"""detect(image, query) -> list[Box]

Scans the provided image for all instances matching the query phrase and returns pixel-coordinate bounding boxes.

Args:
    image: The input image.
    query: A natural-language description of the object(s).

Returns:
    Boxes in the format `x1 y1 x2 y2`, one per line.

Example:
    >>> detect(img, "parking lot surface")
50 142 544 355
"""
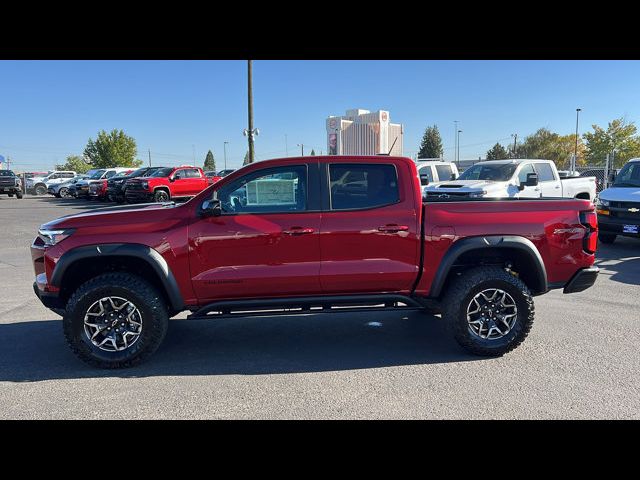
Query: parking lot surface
1 195 639 419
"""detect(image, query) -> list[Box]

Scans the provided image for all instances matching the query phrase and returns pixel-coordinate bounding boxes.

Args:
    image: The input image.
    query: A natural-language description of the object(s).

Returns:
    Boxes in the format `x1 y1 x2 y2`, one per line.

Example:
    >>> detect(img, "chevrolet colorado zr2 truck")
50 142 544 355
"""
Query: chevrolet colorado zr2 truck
31 156 599 368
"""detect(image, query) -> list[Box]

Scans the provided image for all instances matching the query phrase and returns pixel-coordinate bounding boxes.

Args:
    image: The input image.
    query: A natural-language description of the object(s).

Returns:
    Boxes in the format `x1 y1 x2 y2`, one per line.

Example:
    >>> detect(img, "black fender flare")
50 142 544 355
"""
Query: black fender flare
50 243 184 311
428 235 547 297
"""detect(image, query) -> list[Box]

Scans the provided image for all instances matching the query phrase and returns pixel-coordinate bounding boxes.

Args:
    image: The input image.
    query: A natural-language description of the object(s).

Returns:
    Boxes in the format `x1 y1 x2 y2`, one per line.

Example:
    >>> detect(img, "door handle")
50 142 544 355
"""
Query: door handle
554 185 560 189
378 224 409 233
283 227 315 235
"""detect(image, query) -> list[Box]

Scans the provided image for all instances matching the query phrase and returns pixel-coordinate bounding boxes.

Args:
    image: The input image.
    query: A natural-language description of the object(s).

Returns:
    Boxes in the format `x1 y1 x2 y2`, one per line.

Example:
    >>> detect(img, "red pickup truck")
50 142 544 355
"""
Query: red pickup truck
31 156 599 368
125 165 211 203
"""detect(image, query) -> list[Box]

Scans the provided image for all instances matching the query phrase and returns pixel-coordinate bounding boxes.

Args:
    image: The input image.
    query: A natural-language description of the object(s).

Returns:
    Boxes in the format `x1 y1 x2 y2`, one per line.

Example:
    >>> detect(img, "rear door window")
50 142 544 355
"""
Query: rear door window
329 163 399 210
435 164 453 182
518 164 536 183
534 163 556 182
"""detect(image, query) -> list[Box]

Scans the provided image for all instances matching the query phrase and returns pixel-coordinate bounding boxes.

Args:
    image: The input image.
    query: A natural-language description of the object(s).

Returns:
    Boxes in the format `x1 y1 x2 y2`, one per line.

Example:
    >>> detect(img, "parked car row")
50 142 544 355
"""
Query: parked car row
39 166 234 204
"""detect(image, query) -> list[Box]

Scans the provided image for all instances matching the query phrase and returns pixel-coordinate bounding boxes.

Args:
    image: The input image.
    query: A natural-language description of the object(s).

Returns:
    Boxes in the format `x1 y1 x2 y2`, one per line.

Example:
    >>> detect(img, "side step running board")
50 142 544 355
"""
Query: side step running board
187 294 427 320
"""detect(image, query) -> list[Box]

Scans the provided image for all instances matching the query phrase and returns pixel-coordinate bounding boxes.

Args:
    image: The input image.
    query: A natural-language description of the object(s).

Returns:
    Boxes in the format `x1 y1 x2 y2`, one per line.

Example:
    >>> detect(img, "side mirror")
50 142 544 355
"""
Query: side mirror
419 174 429 186
519 172 539 190
450 173 457 180
201 198 222 217
608 171 617 183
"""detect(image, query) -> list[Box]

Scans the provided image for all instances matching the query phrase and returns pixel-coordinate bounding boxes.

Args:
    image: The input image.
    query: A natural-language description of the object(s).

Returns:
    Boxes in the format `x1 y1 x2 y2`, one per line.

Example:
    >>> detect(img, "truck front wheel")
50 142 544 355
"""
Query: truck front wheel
442 266 534 357
63 273 169 368
154 189 170 202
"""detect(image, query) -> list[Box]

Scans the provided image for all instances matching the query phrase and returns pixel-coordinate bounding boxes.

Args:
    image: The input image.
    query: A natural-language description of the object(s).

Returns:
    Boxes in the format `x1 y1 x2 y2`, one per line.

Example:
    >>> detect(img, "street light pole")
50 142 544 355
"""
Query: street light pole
511 133 518 158
297 144 304 156
457 130 462 168
574 108 582 171
247 60 255 163
454 120 458 164
223 141 229 170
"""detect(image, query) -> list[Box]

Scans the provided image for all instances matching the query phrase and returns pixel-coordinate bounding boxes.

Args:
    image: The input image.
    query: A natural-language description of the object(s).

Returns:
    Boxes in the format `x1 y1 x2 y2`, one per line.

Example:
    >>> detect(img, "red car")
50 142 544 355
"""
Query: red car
32 155 598 368
125 165 211 203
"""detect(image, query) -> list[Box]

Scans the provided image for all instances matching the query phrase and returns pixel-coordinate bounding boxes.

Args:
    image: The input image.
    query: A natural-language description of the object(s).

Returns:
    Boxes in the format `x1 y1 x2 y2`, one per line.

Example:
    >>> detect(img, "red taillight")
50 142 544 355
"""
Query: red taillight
580 210 598 254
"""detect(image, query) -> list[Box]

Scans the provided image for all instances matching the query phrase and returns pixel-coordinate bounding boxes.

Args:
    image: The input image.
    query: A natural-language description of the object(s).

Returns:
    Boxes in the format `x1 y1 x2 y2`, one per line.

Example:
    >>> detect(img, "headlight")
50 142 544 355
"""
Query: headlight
37 228 75 247
141 181 149 189
597 198 609 207
468 191 487 198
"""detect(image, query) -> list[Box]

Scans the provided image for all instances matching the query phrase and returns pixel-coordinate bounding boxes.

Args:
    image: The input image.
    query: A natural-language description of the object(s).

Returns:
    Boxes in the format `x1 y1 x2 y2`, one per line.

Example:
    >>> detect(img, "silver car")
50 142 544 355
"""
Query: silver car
48 175 89 198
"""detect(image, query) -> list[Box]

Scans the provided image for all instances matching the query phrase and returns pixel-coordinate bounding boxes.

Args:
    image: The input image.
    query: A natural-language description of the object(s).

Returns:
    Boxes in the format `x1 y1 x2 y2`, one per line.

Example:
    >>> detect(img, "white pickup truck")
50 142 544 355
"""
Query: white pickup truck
424 159 597 200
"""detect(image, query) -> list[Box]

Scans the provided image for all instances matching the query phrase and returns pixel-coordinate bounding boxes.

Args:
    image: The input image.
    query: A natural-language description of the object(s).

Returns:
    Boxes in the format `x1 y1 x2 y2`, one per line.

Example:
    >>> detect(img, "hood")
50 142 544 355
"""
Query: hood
600 186 640 203
425 180 511 194
42 202 182 230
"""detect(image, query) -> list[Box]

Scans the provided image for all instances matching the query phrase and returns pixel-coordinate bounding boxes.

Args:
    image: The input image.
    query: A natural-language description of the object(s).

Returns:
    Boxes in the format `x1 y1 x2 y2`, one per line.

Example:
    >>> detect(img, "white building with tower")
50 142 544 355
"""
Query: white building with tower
326 109 403 156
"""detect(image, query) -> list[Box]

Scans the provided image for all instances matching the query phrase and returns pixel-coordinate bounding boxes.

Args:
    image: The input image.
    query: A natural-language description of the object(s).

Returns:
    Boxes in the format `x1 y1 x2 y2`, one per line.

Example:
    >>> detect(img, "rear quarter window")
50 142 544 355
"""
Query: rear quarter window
435 164 453 181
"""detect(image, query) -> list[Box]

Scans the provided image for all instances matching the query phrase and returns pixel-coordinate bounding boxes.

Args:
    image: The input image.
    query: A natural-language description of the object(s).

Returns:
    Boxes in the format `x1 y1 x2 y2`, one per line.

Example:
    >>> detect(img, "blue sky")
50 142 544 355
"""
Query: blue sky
1 60 639 171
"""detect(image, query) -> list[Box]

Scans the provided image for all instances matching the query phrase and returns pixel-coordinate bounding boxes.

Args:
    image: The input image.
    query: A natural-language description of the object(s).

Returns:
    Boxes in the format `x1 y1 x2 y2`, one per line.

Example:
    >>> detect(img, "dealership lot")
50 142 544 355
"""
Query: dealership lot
0 195 639 419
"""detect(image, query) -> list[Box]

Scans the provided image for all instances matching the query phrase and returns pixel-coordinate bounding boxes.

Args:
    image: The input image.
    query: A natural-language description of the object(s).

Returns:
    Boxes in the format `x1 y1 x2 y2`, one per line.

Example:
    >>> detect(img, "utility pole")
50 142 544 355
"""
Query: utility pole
297 144 304 156
457 130 462 169
574 108 582 171
247 60 255 163
511 133 518 158
223 142 229 170
453 120 458 164
148 149 151 167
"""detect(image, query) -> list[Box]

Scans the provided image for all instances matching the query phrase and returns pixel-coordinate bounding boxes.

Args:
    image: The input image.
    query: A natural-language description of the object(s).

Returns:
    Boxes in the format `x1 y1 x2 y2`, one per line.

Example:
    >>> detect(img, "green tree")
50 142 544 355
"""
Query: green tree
486 143 508 160
583 117 640 167
417 125 444 159
203 150 216 171
310 149 316 156
511 128 586 167
243 151 250 166
60 155 91 174
83 129 141 169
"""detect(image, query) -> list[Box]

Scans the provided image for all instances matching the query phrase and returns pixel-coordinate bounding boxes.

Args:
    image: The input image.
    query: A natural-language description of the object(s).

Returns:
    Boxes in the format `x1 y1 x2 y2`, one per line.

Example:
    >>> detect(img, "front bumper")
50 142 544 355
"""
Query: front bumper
33 276 65 309
0 187 21 193
125 190 153 203
76 186 90 197
563 267 599 293
597 214 640 237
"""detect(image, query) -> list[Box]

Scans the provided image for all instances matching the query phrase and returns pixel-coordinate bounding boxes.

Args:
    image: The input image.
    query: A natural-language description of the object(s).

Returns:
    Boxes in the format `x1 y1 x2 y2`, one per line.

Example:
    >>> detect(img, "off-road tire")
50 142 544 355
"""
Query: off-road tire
16 191 22 199
34 184 47 196
598 233 616 244
442 266 534 357
63 273 169 368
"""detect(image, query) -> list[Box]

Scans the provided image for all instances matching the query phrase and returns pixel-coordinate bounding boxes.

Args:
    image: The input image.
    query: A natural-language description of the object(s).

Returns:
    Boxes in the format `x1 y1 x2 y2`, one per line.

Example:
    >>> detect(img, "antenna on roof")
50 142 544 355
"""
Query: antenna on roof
388 137 398 155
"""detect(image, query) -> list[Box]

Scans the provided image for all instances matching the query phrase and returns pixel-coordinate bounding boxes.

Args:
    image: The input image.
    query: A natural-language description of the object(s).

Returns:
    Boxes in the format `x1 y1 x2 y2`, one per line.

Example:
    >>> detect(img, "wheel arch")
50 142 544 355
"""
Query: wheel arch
428 236 548 298
51 243 184 313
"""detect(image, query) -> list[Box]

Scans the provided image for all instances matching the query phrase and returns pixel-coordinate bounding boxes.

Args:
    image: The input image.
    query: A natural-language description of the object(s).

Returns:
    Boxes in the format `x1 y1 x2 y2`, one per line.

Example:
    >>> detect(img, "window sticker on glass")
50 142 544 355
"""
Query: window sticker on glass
246 178 298 205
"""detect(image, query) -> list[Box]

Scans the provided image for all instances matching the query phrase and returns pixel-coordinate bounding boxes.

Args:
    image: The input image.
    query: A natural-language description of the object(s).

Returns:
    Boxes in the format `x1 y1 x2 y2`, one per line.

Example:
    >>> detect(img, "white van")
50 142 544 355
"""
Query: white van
596 158 640 243
416 161 459 193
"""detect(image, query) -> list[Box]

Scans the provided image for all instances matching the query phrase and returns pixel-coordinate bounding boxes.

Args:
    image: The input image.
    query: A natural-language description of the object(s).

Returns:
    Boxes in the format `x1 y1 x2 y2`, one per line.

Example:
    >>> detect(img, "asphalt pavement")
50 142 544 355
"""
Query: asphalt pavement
1 195 638 419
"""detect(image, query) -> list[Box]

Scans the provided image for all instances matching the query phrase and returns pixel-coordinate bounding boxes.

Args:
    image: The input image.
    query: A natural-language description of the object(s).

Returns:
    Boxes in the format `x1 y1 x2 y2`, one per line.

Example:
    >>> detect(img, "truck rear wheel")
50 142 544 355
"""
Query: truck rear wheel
598 233 616 244
63 273 169 368
442 266 534 357
16 191 22 199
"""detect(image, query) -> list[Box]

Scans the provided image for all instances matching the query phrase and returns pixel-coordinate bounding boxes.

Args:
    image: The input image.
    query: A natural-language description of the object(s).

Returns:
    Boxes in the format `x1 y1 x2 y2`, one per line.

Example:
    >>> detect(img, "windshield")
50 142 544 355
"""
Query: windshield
150 167 174 177
89 170 106 179
0 170 15 176
458 163 518 182
613 162 640 187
